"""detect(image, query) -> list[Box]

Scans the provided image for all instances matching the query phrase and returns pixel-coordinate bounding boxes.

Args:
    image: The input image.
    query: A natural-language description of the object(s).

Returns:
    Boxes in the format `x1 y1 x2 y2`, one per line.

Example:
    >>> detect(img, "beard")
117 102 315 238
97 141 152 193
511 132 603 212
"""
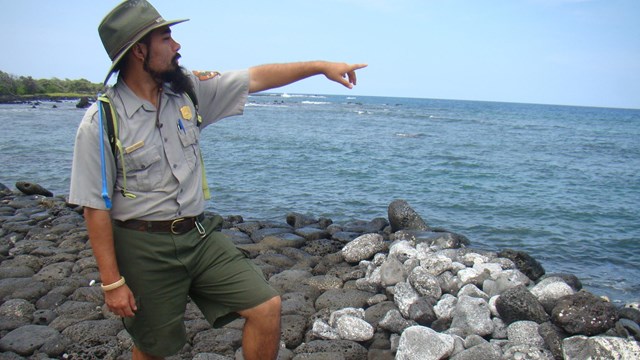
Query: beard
143 53 193 94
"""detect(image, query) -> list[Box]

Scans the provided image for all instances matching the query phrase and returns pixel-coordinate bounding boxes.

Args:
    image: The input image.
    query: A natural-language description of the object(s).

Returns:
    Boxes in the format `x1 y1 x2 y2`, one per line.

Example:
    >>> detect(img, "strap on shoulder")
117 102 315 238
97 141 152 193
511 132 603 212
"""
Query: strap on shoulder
185 86 199 110
184 87 203 127
97 95 117 158
183 87 209 199
96 95 136 200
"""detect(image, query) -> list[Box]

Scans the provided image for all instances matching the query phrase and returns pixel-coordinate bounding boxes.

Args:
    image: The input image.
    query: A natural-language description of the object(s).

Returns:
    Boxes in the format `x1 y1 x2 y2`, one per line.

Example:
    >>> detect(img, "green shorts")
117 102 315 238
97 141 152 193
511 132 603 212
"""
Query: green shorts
112 215 279 357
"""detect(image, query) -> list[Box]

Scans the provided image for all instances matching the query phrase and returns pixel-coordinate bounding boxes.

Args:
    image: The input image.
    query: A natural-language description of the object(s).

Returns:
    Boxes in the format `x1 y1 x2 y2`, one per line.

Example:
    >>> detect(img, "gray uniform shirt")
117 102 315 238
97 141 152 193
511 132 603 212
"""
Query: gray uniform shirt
69 70 249 221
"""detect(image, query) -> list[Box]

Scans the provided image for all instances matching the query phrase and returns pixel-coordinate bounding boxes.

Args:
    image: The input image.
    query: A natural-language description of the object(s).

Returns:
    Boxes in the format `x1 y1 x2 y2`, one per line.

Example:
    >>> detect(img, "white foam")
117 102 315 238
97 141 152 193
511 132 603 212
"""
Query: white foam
301 101 330 105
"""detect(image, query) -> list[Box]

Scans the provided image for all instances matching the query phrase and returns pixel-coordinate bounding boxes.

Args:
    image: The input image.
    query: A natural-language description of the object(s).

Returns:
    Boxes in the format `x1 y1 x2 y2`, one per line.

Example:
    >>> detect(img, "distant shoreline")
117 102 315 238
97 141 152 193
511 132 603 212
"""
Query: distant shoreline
0 94 93 105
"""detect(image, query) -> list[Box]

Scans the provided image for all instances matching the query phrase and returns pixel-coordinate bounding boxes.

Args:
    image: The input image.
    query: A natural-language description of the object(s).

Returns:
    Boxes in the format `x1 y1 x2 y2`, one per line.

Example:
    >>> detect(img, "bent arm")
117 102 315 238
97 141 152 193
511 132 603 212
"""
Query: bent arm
249 61 367 94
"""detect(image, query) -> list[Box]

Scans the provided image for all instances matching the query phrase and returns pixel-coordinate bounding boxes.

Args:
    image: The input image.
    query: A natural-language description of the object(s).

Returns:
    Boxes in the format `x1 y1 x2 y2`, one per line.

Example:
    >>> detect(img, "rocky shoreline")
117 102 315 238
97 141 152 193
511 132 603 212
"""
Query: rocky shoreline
0 95 90 105
0 182 638 359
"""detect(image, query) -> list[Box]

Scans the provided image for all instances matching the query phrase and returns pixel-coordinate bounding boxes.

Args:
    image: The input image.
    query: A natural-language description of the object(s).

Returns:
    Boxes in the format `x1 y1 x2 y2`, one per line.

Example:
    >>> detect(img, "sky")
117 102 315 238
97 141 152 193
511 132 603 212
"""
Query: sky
1 0 639 109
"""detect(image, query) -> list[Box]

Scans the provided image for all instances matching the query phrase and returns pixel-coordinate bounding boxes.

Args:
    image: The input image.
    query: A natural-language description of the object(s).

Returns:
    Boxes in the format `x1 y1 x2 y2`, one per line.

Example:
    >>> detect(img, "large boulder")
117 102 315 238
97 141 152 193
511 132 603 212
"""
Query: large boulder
396 325 455 360
15 181 53 197
562 335 640 360
341 233 387 263
286 212 319 228
75 97 90 108
551 290 619 335
530 276 575 313
450 296 494 337
387 199 430 232
0 325 63 356
294 339 368 360
497 249 545 281
315 289 374 311
538 321 568 360
495 285 549 324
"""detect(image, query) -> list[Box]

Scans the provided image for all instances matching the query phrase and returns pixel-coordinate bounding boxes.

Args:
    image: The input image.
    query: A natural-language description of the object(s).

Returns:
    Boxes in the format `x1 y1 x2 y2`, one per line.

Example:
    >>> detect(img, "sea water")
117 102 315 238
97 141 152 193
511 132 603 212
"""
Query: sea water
0 94 638 303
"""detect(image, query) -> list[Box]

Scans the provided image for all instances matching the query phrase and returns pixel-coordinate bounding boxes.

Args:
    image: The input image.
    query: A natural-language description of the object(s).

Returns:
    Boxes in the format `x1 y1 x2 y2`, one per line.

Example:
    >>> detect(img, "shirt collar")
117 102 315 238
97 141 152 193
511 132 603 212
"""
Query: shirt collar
163 86 181 99
112 79 181 119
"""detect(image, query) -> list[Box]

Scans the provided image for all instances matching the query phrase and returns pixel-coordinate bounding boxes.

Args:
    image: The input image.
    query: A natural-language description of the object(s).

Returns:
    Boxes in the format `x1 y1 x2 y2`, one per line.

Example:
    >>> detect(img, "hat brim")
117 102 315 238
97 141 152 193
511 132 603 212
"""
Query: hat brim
103 18 189 85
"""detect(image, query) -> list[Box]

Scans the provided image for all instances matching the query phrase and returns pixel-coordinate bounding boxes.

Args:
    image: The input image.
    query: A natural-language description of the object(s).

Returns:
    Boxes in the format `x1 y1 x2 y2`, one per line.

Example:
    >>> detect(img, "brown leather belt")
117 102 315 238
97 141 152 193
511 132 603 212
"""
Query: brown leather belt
115 213 205 235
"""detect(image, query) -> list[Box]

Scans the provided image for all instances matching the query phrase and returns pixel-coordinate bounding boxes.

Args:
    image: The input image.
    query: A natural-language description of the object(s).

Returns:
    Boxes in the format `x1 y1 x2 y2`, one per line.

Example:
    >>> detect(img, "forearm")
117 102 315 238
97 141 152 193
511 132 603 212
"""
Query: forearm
249 61 366 93
249 61 327 94
84 207 121 285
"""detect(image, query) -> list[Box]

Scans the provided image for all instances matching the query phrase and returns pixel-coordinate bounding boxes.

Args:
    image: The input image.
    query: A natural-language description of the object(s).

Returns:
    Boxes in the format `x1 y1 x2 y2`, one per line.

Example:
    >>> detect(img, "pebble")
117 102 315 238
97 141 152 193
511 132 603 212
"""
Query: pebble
0 183 638 359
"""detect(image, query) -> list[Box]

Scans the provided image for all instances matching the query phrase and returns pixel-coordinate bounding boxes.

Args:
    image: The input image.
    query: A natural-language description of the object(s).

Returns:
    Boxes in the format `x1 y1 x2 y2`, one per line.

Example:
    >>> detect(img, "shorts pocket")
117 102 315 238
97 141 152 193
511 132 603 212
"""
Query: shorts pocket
123 312 187 357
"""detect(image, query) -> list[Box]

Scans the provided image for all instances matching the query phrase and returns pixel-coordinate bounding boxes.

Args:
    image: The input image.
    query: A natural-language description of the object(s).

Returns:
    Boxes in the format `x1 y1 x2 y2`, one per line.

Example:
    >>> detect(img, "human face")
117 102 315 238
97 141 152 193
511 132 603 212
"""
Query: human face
142 26 182 74
140 27 192 93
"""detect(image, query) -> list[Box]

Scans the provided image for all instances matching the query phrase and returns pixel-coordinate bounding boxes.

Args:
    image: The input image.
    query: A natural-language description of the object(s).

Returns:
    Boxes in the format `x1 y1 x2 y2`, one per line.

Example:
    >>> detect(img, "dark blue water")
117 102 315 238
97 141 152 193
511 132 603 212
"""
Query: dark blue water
1 95 638 304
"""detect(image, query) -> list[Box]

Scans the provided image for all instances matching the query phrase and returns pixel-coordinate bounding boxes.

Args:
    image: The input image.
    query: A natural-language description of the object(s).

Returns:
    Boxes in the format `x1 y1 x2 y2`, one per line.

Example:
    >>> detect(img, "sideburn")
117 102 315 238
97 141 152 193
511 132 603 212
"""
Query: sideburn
142 46 193 95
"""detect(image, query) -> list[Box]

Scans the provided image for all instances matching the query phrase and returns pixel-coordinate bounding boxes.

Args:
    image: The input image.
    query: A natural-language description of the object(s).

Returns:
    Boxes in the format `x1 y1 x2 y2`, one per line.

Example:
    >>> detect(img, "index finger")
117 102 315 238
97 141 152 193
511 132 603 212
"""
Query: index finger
351 63 368 71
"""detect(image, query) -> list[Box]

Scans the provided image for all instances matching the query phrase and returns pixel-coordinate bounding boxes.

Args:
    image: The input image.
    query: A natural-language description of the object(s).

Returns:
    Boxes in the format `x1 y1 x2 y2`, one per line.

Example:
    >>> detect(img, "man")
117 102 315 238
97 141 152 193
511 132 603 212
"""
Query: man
69 1 366 359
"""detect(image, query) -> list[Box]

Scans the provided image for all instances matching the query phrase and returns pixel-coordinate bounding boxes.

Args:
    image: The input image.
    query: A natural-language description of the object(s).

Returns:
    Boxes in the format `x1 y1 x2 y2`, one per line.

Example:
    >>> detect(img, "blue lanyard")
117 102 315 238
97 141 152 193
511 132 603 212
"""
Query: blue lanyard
97 93 112 209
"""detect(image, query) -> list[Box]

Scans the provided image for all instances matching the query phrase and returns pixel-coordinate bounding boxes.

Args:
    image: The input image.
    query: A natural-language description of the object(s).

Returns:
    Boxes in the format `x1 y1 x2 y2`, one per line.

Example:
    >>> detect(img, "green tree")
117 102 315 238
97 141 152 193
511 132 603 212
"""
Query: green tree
16 76 41 95
0 71 17 95
38 78 65 94
69 78 99 93
1 71 102 96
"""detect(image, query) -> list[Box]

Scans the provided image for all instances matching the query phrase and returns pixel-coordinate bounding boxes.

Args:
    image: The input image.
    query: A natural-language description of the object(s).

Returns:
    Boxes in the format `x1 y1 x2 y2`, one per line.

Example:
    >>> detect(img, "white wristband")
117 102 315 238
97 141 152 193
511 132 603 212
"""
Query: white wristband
101 276 126 291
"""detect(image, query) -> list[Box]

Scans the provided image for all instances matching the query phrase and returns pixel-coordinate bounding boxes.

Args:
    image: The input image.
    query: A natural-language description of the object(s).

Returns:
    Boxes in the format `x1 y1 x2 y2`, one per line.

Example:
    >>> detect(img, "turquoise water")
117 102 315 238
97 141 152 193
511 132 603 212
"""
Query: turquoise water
1 95 639 303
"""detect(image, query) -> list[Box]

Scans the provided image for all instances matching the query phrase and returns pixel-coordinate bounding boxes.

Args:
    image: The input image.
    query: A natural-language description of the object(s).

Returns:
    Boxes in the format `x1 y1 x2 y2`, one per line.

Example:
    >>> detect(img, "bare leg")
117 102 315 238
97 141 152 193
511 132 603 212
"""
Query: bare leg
132 346 164 360
237 295 282 360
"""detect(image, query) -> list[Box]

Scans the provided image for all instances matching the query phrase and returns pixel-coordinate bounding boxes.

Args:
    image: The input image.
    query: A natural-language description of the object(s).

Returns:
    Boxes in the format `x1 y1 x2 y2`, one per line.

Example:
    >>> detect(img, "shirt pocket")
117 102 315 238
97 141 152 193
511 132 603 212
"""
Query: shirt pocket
120 144 163 192
177 125 199 171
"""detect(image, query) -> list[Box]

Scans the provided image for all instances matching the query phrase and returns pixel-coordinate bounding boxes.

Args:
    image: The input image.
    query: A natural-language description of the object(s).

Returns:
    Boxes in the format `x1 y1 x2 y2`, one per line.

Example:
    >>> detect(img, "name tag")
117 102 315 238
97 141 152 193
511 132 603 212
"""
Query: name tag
125 140 145 154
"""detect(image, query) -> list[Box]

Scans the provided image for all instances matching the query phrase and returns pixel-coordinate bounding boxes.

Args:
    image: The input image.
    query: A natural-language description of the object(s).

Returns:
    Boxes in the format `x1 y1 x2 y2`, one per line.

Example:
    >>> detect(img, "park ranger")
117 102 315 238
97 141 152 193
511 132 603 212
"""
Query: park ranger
69 1 366 359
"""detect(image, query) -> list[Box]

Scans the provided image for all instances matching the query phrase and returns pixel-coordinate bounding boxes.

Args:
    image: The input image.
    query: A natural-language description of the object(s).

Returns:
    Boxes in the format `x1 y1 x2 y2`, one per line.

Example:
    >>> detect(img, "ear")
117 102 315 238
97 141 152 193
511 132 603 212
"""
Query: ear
132 43 147 61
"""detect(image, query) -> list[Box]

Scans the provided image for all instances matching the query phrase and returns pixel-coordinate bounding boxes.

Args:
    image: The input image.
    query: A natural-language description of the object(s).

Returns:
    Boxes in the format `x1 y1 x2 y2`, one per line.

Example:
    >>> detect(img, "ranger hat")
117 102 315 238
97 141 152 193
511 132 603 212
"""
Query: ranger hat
98 0 188 84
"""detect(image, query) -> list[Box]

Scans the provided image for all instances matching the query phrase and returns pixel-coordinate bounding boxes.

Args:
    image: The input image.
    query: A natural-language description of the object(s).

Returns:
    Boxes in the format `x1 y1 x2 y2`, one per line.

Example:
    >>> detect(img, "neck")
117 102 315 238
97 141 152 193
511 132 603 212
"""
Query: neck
121 65 162 107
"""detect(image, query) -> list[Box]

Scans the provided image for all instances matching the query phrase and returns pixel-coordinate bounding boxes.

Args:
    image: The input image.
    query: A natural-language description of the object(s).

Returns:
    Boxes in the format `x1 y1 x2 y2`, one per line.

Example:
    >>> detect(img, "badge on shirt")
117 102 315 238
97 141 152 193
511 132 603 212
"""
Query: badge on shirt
192 70 220 81
180 106 192 120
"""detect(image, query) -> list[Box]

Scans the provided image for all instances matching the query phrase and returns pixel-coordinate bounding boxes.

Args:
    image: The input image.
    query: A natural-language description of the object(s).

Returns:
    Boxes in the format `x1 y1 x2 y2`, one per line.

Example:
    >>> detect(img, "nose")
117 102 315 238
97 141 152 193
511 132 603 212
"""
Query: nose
172 39 181 52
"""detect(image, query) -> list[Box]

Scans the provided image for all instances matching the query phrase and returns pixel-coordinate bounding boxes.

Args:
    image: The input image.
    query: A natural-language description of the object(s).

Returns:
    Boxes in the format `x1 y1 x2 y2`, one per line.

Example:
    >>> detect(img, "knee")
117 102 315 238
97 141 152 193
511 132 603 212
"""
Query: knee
241 295 281 320
262 295 281 317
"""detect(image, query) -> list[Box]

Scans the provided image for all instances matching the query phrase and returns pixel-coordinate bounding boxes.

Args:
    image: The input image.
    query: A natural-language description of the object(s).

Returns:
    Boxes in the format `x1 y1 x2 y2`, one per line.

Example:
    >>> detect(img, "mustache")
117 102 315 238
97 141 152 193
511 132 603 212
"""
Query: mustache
172 53 181 64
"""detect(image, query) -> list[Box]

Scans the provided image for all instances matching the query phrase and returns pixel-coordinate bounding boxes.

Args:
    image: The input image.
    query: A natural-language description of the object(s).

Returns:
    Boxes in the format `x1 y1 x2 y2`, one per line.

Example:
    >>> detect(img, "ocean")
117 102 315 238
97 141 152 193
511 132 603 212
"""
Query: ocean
0 94 638 304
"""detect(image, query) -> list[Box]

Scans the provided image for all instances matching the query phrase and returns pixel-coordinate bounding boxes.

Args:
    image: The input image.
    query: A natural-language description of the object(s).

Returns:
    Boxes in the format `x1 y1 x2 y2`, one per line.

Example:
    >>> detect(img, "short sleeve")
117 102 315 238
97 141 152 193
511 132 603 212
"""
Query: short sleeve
68 103 117 210
189 69 249 129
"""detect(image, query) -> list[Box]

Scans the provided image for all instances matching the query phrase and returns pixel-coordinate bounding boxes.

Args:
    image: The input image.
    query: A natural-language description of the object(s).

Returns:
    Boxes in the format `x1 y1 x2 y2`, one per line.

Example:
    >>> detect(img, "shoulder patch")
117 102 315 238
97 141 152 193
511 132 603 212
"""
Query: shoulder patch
192 70 221 81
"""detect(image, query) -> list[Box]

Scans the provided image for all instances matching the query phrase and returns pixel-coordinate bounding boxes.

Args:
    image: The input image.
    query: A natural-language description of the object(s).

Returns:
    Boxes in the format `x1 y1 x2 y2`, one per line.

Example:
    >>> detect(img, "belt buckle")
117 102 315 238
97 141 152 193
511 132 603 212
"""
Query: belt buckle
170 218 185 234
